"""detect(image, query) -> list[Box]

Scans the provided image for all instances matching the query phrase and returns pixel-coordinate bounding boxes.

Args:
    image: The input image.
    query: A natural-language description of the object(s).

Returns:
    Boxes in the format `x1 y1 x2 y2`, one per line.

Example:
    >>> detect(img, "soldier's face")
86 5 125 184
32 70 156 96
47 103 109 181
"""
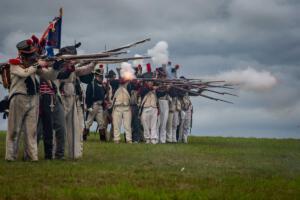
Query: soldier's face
95 75 103 82
22 52 38 64
146 81 153 87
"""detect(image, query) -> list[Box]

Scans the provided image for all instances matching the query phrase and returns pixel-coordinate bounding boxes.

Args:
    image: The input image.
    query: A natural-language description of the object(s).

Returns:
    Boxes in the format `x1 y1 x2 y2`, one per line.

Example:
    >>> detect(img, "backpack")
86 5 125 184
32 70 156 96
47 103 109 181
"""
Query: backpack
0 63 11 89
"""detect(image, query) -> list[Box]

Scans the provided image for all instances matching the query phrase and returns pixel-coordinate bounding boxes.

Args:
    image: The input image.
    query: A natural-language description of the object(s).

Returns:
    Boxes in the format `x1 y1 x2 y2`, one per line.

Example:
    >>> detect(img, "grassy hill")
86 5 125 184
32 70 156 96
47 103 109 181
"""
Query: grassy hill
0 132 299 200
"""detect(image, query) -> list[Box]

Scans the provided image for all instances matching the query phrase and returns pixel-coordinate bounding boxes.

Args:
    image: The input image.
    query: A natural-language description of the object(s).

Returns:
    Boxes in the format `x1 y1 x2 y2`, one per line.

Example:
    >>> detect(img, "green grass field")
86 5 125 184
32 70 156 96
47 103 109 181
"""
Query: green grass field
0 132 299 200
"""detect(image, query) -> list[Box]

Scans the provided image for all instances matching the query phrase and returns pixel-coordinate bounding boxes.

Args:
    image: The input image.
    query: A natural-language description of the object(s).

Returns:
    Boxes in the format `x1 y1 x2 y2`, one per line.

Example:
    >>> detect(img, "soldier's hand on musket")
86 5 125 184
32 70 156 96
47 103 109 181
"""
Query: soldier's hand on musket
37 59 48 68
52 59 65 70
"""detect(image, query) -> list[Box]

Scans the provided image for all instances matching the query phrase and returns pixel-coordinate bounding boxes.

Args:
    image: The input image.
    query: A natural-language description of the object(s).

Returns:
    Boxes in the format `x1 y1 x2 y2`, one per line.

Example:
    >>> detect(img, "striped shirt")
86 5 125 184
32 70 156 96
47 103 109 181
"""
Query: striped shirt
40 81 55 95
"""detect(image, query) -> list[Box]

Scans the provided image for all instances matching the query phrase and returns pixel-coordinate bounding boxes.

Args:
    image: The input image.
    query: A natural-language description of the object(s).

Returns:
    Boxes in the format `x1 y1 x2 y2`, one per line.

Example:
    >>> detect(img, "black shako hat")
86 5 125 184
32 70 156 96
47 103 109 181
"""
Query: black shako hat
57 42 81 56
16 40 37 55
106 70 116 78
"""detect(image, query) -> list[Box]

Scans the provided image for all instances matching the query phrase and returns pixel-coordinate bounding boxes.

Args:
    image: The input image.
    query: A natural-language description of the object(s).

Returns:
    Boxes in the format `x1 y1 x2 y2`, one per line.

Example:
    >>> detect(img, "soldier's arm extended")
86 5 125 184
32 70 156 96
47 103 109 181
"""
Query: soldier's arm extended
37 59 65 80
75 62 96 76
37 66 59 80
10 64 37 78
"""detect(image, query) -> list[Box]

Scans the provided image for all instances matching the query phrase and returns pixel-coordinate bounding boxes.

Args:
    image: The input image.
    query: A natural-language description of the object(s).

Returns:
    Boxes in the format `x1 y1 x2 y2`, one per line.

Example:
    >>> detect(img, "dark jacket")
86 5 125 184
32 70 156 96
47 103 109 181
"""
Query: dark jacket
85 79 106 108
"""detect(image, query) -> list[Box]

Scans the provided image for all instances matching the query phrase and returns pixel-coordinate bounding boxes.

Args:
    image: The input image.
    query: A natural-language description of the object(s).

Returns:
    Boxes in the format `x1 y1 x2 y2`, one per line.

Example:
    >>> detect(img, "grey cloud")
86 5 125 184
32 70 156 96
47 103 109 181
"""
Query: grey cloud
0 0 299 138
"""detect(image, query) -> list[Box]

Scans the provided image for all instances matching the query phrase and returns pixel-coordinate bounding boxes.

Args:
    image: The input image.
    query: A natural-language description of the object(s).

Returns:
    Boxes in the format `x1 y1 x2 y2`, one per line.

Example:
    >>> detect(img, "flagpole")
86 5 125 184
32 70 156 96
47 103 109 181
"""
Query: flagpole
105 44 109 75
39 7 63 44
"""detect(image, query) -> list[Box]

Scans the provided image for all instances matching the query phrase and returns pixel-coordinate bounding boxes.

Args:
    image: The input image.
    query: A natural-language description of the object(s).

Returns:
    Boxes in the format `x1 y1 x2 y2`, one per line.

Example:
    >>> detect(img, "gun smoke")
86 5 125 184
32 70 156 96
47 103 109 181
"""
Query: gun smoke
133 54 145 67
147 41 169 66
211 67 278 92
120 62 135 80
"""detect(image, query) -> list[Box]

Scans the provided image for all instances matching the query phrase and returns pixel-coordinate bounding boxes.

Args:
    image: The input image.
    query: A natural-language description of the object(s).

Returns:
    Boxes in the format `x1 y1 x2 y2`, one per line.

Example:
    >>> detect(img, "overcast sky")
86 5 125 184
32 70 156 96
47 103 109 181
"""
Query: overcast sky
0 0 299 138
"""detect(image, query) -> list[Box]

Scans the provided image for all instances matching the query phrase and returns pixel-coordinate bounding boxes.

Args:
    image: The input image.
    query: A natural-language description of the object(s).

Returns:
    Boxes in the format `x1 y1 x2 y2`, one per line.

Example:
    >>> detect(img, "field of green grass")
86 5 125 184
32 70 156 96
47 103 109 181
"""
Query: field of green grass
0 132 299 200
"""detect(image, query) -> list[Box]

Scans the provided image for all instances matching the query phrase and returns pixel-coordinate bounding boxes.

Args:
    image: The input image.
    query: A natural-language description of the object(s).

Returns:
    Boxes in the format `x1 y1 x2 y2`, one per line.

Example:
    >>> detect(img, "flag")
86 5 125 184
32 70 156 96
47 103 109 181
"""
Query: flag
47 16 62 49
39 8 63 50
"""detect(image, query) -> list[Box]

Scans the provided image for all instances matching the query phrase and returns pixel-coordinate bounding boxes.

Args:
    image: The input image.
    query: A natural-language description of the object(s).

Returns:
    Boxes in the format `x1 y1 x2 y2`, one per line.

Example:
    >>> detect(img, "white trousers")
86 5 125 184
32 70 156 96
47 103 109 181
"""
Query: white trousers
141 107 158 144
85 102 105 129
158 100 169 143
167 111 179 142
112 106 132 142
6 95 39 161
179 110 191 143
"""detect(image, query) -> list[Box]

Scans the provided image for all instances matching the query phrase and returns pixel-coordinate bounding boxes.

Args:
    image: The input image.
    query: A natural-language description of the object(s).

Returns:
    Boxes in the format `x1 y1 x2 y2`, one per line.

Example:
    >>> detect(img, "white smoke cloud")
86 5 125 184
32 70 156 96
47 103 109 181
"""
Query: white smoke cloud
132 54 144 67
211 67 278 92
120 62 135 80
147 41 169 66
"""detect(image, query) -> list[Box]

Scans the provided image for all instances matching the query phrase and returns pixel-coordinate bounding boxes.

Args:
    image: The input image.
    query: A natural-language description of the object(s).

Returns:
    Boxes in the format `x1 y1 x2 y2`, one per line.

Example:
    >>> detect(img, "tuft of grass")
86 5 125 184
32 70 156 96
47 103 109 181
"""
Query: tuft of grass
0 132 299 199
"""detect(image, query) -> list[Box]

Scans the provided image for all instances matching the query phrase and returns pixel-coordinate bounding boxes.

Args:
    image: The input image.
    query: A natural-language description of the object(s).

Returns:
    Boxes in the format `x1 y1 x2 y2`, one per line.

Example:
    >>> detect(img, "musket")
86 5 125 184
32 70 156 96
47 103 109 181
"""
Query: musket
169 83 238 96
40 51 128 63
57 51 128 60
0 62 9 73
198 93 234 104
170 85 234 104
136 78 233 90
202 88 238 97
205 84 235 90
104 38 151 53
80 56 151 64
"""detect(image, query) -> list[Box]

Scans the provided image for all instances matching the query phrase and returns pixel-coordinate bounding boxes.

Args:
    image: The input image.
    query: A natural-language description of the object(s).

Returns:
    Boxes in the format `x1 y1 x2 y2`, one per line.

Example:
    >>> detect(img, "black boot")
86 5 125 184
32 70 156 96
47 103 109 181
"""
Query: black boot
83 128 89 141
99 129 106 141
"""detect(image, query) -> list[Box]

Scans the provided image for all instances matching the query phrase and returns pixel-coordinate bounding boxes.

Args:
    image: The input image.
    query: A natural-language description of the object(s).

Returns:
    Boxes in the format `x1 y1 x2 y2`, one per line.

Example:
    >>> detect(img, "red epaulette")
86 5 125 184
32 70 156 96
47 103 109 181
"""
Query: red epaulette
9 58 22 65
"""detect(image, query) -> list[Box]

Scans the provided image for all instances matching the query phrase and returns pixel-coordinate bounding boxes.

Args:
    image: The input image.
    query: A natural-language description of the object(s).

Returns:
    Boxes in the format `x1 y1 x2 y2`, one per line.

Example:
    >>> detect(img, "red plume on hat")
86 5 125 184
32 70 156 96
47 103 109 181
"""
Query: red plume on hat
26 39 33 46
175 64 180 70
137 64 142 69
99 64 104 68
146 63 151 73
31 35 39 45
31 35 38 44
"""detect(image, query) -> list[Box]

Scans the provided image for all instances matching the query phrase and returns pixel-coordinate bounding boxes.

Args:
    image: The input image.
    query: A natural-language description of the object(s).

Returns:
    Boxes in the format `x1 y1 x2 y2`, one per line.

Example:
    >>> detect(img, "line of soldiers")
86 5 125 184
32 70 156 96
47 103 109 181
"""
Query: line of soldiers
3 39 193 162
83 61 194 145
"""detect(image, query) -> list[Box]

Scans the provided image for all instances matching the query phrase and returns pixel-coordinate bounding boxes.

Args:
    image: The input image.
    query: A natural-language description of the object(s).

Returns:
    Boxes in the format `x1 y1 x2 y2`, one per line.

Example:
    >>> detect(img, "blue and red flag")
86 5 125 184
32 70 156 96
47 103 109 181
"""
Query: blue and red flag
47 16 62 49
38 8 63 57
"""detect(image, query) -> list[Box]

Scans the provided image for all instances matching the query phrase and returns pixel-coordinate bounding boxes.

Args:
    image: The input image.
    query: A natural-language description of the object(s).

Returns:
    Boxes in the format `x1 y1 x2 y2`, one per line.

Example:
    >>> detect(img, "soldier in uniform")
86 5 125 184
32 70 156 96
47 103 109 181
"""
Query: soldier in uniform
111 77 133 144
178 93 193 143
58 44 96 159
39 77 66 160
5 39 61 161
155 67 169 143
139 71 158 144
166 64 180 143
103 69 117 141
166 87 181 143
178 77 193 143
83 67 107 141
131 65 143 143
